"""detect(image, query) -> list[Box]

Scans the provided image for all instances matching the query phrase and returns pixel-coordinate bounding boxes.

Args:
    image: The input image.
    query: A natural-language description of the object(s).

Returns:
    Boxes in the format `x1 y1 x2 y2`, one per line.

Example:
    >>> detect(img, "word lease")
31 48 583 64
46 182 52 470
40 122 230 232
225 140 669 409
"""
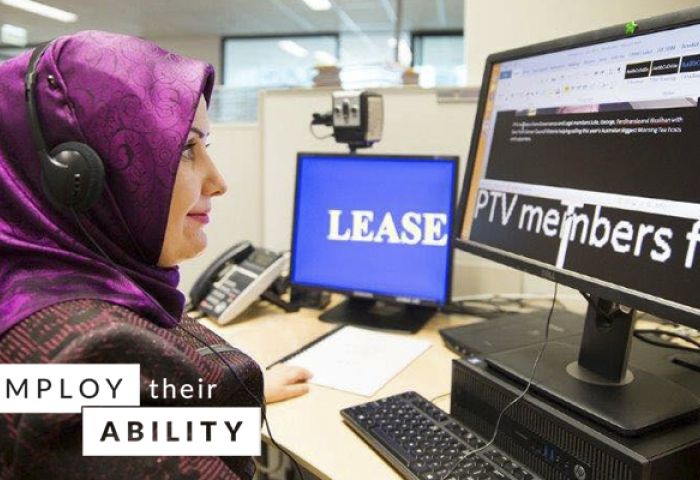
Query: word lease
327 209 448 246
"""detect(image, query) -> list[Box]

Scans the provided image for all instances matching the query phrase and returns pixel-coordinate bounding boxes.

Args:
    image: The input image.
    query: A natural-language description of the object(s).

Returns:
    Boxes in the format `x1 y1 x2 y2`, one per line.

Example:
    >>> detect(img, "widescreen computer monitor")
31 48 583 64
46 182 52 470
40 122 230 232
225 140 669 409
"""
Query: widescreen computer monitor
291 153 457 333
456 9 700 435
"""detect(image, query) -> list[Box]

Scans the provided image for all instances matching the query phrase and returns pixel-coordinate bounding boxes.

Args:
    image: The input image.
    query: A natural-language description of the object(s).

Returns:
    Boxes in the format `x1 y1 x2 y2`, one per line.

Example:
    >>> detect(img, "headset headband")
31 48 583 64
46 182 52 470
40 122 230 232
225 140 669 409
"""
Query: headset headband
24 42 52 160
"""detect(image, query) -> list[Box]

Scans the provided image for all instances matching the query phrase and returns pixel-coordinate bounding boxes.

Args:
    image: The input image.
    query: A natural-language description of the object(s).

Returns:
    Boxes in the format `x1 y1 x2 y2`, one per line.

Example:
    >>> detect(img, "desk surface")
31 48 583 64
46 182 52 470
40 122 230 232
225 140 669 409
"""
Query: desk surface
200 300 483 480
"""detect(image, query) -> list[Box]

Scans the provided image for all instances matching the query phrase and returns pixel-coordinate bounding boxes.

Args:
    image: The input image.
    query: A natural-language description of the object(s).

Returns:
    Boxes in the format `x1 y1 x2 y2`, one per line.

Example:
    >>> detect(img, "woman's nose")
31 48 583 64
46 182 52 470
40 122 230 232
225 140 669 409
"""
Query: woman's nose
203 153 227 197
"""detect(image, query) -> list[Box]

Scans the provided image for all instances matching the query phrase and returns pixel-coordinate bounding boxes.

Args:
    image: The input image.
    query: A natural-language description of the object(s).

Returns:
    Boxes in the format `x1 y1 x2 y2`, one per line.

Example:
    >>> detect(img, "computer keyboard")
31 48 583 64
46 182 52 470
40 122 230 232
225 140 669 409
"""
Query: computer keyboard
341 391 539 480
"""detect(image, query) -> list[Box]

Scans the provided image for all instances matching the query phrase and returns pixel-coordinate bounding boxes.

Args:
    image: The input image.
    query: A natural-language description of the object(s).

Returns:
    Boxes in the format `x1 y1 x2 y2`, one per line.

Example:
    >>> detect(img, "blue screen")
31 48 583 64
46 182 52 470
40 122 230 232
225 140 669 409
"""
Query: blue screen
291 154 455 305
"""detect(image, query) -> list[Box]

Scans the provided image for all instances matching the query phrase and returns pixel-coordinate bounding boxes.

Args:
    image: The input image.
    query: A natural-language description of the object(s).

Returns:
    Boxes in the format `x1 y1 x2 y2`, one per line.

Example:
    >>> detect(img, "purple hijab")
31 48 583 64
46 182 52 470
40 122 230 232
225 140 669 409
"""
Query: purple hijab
0 31 215 336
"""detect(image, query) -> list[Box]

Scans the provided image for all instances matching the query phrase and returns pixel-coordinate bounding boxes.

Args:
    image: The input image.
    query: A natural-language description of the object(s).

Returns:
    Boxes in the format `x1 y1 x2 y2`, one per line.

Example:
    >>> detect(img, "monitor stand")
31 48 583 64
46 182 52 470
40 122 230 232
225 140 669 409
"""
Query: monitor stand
318 297 436 333
486 296 700 436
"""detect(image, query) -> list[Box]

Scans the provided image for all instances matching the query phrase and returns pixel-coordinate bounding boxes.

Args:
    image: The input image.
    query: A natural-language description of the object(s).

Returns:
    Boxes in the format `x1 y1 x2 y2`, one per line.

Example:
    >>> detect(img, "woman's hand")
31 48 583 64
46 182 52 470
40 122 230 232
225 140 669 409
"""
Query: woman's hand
264 365 313 404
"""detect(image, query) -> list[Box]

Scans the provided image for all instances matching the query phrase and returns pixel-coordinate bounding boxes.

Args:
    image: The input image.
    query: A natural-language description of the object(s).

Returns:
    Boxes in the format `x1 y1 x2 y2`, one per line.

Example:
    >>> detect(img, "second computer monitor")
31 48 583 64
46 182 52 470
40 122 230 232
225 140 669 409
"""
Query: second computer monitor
291 153 457 332
454 10 700 435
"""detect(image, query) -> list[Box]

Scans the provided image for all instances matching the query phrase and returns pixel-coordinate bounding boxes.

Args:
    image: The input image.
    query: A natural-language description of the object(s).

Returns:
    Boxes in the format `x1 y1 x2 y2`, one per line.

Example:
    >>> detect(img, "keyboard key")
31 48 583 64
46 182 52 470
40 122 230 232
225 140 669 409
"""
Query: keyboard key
370 427 414 465
411 461 429 473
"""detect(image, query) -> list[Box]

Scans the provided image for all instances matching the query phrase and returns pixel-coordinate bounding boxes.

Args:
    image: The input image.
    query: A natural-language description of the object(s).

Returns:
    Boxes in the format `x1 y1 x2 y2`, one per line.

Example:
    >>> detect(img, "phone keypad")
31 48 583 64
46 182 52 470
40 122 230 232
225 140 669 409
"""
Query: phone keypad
199 269 255 318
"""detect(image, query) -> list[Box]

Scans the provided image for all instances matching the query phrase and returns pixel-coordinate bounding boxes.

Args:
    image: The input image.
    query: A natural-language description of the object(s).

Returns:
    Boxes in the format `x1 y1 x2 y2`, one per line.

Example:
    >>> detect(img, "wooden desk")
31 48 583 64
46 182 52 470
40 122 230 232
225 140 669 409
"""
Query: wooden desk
199 302 483 480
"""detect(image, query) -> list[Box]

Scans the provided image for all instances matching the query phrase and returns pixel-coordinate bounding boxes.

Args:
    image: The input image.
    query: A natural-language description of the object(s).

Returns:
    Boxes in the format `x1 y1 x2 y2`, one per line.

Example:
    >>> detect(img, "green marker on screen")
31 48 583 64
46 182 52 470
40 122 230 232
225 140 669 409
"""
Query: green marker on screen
625 20 638 35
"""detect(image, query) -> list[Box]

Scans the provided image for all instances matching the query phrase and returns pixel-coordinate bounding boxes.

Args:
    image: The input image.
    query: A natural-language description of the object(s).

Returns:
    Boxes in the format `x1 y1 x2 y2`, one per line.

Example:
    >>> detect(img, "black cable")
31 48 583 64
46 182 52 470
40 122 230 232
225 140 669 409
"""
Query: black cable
634 329 700 353
440 283 559 480
177 324 306 480
309 121 334 140
176 324 264 406
430 392 450 403
578 292 700 353
72 209 116 263
554 298 568 312
72 209 306 480
578 290 617 321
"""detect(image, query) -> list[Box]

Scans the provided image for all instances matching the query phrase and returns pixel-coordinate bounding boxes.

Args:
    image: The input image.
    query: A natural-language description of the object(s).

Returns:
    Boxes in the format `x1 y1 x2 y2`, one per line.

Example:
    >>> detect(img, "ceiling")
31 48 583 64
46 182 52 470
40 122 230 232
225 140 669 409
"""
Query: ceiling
0 0 464 44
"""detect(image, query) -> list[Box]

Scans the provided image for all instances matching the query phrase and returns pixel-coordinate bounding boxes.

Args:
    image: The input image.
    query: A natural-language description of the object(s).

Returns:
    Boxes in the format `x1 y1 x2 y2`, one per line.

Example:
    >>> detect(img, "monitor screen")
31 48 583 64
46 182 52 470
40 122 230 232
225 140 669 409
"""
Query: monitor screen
457 21 700 321
292 153 456 306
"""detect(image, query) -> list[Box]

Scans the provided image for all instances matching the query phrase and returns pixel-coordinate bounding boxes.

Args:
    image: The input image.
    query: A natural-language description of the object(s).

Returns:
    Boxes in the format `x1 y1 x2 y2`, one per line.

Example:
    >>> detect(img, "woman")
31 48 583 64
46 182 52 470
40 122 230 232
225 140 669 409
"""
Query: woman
0 31 310 479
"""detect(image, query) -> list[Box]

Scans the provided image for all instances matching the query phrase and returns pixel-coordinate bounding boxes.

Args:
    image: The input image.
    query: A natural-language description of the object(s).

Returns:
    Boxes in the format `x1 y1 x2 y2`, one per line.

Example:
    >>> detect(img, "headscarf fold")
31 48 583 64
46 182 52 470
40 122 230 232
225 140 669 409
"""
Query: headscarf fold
0 31 215 335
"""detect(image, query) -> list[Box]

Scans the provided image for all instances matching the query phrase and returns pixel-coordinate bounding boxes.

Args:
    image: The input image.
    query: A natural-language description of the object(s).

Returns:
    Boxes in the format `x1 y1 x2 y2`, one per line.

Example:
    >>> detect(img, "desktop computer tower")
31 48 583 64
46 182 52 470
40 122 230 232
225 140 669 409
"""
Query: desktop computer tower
451 355 700 480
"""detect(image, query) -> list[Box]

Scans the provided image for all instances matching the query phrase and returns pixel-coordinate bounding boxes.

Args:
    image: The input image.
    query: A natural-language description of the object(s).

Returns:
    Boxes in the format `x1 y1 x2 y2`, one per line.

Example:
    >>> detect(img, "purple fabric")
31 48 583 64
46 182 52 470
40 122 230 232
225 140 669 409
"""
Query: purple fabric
0 31 215 336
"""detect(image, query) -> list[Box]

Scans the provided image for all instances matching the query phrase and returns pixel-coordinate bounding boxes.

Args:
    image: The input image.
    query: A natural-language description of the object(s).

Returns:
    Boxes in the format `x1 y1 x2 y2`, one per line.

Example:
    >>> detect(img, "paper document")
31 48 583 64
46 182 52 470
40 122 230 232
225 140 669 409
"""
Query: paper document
285 326 431 396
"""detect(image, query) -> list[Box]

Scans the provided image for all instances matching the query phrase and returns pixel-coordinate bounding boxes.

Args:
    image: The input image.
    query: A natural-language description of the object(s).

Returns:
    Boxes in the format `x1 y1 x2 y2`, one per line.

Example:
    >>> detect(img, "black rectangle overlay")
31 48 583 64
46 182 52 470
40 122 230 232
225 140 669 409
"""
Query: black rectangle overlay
651 57 680 76
680 54 700 73
485 104 700 204
625 61 651 79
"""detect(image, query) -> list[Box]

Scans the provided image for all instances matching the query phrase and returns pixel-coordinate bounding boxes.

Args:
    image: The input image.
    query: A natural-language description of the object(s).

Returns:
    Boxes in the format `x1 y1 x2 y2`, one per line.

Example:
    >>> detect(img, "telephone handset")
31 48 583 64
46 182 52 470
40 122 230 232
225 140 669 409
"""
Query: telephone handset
189 241 290 324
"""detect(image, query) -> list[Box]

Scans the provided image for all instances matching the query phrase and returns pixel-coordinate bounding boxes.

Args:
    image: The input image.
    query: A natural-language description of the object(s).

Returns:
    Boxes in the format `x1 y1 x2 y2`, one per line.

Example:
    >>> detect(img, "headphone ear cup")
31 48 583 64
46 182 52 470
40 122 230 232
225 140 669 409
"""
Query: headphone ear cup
44 141 105 211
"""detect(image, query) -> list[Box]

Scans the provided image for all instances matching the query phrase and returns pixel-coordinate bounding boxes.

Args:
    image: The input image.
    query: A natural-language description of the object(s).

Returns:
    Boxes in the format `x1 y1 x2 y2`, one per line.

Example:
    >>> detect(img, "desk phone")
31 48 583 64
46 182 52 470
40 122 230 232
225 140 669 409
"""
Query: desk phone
189 241 289 324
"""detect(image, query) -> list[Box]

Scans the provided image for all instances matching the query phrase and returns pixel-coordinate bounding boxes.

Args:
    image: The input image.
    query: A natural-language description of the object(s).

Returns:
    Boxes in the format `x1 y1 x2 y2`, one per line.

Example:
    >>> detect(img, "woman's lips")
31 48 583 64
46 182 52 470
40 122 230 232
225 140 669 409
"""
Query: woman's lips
187 212 210 224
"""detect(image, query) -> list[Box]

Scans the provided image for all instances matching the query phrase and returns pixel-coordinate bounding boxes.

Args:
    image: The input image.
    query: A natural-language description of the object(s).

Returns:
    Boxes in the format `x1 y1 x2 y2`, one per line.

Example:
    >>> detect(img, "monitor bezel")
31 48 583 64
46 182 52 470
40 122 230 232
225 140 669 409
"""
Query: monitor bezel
291 152 459 308
454 7 700 330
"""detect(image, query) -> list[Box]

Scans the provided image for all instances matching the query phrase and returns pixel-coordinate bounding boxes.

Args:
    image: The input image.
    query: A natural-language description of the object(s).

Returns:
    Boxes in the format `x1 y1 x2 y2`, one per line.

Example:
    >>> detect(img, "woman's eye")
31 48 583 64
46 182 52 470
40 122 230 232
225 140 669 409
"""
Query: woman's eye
182 143 196 160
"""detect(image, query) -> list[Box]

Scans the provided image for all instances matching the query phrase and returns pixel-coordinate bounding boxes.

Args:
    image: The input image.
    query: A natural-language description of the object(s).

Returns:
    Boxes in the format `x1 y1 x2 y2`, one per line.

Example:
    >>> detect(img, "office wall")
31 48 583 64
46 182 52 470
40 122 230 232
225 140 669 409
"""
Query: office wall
464 0 700 85
258 87 528 297
147 36 222 84
178 123 261 294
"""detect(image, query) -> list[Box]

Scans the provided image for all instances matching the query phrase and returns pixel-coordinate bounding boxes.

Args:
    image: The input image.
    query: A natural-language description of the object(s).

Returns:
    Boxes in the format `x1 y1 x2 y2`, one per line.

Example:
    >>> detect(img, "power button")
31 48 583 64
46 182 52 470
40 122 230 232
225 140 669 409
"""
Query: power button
574 464 586 480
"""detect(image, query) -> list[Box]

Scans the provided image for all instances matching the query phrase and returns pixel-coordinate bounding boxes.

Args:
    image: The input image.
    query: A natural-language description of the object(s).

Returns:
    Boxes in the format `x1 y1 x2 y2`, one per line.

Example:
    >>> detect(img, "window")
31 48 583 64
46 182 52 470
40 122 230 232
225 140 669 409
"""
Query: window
222 34 339 88
218 34 339 121
412 32 465 87
338 32 411 89
217 31 464 121
0 46 28 64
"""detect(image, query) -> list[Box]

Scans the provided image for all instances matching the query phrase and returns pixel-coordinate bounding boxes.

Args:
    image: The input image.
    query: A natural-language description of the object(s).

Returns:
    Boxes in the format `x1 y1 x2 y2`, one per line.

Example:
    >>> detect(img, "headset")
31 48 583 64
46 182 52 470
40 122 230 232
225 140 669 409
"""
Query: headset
24 42 306 479
24 41 105 211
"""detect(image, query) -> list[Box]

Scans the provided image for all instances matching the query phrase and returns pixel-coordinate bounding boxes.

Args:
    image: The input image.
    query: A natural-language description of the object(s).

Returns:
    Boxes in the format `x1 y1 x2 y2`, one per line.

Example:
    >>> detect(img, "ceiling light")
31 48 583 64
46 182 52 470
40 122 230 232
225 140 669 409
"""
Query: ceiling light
1 0 77 23
302 0 331 11
278 40 309 58
1 24 27 47
314 50 337 65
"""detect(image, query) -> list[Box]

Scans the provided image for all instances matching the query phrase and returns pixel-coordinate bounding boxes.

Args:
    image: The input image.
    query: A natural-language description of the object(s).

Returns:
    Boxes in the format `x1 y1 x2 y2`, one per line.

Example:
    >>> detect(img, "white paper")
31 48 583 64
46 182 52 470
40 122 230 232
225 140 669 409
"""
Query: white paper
285 326 431 396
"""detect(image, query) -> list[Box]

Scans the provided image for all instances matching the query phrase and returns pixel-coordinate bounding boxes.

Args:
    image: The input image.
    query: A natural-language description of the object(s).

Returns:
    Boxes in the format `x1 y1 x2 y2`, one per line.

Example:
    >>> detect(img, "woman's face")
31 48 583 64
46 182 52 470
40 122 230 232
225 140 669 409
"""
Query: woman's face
158 97 227 267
